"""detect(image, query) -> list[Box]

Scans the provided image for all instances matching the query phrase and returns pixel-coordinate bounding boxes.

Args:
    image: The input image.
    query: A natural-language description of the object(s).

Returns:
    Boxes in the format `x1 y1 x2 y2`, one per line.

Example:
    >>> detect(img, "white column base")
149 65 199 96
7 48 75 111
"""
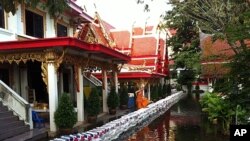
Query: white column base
102 70 108 113
77 67 84 121
148 84 151 101
47 62 58 132
114 71 118 94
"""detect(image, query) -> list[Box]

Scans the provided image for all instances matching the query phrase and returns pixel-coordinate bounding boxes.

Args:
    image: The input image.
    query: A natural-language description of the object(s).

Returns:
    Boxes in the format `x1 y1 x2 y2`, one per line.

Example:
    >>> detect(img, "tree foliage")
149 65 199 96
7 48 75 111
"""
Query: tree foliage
0 0 69 18
180 0 250 54
163 0 201 90
177 0 250 123
138 0 250 124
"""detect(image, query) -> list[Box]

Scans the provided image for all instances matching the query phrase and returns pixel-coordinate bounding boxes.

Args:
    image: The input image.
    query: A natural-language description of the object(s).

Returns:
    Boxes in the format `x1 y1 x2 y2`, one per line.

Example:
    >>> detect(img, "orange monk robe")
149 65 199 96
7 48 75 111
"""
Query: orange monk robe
136 89 149 109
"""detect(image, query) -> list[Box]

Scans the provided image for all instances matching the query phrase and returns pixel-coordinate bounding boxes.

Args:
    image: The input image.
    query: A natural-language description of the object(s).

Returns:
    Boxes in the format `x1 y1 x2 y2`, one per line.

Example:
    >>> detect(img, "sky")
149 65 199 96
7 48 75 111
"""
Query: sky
76 0 172 29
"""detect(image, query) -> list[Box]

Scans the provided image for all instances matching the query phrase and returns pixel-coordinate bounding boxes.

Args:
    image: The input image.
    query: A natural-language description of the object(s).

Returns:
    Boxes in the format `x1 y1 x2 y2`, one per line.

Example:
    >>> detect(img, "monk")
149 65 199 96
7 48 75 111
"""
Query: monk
136 89 149 109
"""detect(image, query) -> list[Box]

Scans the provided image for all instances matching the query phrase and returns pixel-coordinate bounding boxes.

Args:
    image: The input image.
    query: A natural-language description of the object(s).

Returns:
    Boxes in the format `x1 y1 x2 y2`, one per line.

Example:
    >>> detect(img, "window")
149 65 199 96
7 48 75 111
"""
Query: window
57 23 68 37
0 4 4 28
25 9 44 38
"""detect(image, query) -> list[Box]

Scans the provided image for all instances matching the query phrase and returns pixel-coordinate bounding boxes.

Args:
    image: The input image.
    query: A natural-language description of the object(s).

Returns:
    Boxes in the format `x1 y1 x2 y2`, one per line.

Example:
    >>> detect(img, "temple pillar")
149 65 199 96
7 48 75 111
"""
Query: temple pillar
102 69 108 113
47 62 58 132
114 71 119 94
77 67 84 121
148 84 151 101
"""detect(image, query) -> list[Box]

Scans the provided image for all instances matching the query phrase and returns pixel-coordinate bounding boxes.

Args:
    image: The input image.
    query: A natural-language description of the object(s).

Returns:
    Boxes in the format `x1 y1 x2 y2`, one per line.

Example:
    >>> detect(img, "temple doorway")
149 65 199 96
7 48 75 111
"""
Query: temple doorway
27 61 48 104
0 68 9 85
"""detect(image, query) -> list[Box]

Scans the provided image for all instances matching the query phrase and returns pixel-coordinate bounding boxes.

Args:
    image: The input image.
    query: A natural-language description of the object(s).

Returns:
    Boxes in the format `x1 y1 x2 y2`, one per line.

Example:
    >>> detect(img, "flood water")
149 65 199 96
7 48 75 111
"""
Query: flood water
119 94 229 141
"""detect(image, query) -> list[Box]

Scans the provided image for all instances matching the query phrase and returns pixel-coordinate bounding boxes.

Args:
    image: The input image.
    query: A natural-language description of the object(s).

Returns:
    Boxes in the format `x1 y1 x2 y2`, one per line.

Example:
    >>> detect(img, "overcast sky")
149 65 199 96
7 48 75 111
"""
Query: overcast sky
76 0 171 29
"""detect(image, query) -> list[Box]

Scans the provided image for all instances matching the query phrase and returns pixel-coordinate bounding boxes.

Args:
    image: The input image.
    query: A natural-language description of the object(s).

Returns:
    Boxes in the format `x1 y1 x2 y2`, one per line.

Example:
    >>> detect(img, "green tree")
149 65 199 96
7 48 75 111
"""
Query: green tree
0 0 69 18
178 0 250 123
140 0 250 124
180 0 250 54
162 0 201 94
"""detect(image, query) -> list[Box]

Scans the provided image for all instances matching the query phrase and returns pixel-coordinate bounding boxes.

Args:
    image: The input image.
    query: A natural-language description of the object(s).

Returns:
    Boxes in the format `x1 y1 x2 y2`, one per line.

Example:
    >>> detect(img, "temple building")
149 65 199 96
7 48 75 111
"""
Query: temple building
0 0 170 139
0 0 129 137
92 23 170 101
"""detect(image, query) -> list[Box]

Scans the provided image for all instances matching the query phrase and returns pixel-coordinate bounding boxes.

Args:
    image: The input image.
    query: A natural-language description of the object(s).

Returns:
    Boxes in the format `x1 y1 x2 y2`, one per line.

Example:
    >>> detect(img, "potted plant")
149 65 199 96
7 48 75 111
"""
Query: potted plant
54 93 77 134
119 85 128 110
151 85 158 102
86 87 100 123
107 87 119 115
167 84 172 96
158 84 163 99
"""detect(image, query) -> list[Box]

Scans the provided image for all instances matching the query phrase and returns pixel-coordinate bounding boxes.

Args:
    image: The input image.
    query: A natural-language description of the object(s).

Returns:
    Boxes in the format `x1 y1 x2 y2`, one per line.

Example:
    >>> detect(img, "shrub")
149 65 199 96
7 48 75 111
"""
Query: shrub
54 93 77 129
158 84 163 98
162 83 167 97
119 85 129 106
86 87 100 116
199 92 248 134
151 85 158 101
107 87 120 109
167 84 172 96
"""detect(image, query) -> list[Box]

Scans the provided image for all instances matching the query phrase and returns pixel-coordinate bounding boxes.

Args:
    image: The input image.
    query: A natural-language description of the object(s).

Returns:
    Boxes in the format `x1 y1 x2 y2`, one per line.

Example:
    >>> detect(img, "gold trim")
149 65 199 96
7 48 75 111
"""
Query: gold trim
94 12 116 48
63 54 110 70
74 65 80 92
0 52 45 64
42 50 65 87
0 50 113 87
41 62 48 86
84 27 97 44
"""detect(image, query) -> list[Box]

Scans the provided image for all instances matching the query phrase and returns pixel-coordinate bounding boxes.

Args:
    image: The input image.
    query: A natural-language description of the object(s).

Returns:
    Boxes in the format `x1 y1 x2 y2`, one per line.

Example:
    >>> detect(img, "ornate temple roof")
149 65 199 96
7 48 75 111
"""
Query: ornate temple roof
74 12 116 48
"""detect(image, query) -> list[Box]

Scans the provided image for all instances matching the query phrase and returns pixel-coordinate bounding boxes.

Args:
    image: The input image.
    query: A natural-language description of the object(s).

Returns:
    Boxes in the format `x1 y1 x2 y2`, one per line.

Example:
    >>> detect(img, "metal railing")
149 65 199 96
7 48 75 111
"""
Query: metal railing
83 74 102 87
0 80 33 129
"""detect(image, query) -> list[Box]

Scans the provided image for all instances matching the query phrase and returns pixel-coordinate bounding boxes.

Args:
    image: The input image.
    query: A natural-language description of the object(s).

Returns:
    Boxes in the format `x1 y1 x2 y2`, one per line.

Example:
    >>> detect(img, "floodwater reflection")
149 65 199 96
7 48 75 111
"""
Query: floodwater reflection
123 94 229 141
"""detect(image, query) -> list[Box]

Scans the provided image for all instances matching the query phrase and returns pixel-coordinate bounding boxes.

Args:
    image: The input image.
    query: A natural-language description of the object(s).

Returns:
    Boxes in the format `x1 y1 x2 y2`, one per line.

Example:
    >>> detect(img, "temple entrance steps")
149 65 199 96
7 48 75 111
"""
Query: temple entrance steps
0 101 47 141
83 73 111 93
84 74 102 87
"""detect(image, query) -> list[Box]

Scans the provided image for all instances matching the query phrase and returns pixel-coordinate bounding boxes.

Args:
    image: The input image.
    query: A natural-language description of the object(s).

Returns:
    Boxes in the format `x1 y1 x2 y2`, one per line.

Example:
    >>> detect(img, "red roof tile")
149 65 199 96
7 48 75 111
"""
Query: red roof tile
201 36 235 62
132 37 157 57
111 31 131 50
133 27 144 35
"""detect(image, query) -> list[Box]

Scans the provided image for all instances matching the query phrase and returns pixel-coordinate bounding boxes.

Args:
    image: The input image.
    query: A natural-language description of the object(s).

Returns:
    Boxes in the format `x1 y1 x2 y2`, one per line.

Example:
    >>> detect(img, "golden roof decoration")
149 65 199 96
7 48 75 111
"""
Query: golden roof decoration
94 12 116 48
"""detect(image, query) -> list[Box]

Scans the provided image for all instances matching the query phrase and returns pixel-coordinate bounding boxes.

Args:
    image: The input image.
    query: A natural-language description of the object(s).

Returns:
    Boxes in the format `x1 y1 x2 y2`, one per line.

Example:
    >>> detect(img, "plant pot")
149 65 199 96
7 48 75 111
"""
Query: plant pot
120 105 127 110
59 128 72 135
87 116 97 123
109 108 116 115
